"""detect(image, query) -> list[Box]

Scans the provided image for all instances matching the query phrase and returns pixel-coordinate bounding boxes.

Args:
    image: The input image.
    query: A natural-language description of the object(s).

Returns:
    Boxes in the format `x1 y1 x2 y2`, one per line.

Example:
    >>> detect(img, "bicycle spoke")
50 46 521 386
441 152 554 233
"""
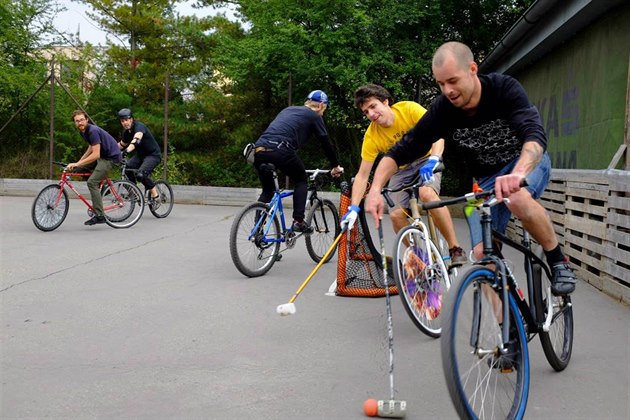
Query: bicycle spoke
442 267 529 420
230 202 280 277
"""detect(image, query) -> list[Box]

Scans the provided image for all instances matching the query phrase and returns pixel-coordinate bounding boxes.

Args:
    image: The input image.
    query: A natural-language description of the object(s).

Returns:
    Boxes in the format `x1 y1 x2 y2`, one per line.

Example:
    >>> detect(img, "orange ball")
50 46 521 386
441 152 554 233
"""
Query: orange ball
363 398 378 417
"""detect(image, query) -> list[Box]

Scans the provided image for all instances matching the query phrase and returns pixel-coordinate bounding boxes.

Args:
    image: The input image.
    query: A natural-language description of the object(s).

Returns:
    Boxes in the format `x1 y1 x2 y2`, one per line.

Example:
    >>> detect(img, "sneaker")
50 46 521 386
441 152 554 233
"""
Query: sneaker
551 259 577 295
149 195 161 210
449 246 467 267
84 215 106 225
291 220 313 234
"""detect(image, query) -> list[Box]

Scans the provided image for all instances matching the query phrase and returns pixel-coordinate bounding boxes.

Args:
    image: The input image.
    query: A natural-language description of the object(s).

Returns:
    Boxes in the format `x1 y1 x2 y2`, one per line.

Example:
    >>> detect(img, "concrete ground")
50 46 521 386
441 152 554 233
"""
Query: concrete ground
1 195 629 419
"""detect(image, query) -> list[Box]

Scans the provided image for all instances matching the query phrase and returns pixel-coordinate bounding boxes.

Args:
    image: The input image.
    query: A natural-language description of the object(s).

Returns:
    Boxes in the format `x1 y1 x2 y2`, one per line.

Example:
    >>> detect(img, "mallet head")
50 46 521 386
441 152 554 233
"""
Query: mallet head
276 303 296 316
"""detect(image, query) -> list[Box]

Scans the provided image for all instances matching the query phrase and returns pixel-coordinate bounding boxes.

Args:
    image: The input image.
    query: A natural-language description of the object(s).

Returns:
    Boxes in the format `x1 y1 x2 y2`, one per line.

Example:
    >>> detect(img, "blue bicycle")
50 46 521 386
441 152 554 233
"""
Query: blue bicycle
229 164 341 277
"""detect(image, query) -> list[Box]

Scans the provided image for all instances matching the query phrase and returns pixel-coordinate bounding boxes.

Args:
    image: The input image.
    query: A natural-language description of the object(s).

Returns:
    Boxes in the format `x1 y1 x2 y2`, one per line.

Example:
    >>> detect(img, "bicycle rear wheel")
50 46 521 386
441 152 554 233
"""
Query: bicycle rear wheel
230 202 281 277
534 259 574 371
305 199 340 263
393 225 450 338
441 266 530 420
148 181 174 218
102 180 144 228
32 184 69 231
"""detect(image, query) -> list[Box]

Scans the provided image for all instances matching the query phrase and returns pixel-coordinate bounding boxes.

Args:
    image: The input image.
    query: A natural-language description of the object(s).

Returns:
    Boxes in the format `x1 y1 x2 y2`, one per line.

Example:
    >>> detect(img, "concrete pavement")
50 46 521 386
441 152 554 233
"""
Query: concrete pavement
1 195 629 419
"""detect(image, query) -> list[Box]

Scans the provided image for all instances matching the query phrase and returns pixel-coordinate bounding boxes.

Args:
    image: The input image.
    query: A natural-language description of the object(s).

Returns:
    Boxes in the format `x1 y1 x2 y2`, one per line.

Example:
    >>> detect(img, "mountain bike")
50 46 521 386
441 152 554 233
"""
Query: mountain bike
32 161 145 231
110 157 174 218
381 174 453 338
425 184 574 419
229 164 341 277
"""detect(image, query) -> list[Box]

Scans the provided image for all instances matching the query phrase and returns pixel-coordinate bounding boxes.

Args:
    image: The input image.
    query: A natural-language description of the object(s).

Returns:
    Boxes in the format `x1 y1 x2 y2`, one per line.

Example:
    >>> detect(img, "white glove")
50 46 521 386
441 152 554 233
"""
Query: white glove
340 204 360 231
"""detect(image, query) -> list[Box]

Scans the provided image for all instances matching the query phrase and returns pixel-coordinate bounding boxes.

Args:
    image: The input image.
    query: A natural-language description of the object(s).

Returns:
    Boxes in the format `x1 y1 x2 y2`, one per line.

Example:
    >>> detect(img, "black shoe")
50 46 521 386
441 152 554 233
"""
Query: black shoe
291 221 313 234
551 259 577 296
149 195 161 210
449 246 467 267
84 215 106 225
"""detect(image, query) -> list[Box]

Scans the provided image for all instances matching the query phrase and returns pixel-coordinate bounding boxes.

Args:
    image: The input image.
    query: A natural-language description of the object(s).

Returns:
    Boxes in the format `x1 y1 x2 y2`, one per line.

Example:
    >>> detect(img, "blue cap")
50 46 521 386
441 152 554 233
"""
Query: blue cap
307 90 329 105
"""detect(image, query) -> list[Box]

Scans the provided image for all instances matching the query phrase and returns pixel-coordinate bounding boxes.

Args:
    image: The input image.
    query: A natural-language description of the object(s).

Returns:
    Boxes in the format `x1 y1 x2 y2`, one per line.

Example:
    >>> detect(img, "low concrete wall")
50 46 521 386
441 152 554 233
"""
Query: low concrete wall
0 178 341 209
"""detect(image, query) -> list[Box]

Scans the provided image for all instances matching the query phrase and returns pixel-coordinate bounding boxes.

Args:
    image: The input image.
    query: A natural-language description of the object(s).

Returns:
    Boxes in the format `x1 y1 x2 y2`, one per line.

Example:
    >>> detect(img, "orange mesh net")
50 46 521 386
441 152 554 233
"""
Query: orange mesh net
335 181 398 297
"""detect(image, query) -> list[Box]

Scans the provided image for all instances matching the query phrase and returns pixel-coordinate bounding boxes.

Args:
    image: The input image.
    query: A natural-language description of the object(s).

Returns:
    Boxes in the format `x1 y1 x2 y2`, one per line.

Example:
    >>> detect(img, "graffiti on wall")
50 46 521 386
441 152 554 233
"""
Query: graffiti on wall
532 85 579 169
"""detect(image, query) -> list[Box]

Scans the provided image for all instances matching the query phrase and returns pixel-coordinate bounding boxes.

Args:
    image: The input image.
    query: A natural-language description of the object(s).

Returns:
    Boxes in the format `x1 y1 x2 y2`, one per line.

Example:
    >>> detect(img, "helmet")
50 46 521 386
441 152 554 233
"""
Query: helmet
117 108 133 119
306 90 329 105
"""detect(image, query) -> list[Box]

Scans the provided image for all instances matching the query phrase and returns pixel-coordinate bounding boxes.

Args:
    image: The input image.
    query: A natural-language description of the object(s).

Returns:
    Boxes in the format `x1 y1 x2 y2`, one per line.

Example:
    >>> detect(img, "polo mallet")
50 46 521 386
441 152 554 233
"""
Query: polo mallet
365 224 406 418
276 227 346 316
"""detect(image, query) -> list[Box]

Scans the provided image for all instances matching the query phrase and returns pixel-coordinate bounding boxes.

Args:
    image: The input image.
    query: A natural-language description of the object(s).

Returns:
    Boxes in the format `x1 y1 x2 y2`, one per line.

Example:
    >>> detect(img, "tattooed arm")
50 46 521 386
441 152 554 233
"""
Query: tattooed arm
494 140 544 201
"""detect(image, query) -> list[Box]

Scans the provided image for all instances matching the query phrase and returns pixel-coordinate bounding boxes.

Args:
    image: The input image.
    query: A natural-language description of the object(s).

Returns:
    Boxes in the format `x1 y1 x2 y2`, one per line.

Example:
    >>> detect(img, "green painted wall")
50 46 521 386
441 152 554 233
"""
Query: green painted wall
516 4 630 169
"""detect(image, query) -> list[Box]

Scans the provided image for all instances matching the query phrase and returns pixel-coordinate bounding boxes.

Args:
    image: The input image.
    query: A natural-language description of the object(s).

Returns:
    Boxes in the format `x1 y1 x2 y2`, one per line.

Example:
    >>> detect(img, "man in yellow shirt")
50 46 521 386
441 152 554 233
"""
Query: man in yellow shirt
341 84 466 266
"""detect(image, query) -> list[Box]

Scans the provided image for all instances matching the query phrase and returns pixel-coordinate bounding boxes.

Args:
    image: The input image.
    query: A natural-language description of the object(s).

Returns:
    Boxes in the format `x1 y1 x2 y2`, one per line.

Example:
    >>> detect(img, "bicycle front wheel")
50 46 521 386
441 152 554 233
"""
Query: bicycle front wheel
441 266 530 420
229 202 281 277
305 199 340 263
32 184 69 231
534 261 574 371
102 180 144 228
148 181 174 218
392 225 450 338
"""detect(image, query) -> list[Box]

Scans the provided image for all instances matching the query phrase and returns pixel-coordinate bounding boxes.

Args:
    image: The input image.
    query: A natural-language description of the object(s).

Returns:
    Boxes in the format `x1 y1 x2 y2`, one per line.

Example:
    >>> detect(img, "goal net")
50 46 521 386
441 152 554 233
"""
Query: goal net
335 181 398 297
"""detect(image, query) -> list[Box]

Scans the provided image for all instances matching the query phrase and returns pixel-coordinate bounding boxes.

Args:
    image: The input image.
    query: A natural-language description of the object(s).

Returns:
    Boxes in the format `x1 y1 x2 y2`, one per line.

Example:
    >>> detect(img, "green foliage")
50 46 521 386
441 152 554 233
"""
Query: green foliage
1 0 533 193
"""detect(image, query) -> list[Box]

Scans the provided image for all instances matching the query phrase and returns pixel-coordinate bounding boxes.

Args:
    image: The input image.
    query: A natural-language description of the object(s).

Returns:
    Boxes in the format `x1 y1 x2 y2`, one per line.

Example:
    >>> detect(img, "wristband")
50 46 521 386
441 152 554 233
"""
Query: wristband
348 204 361 213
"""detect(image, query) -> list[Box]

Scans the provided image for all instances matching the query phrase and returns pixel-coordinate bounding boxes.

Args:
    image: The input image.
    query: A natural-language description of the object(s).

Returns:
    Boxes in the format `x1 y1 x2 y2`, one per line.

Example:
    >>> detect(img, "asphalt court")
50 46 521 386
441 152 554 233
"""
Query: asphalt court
1 195 629 419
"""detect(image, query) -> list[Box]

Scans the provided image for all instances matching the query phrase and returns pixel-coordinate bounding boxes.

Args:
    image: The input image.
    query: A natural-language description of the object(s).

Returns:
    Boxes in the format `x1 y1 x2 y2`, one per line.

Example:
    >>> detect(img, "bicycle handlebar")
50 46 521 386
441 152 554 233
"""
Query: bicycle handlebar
421 178 529 211
305 168 333 181
52 161 92 173
380 163 445 208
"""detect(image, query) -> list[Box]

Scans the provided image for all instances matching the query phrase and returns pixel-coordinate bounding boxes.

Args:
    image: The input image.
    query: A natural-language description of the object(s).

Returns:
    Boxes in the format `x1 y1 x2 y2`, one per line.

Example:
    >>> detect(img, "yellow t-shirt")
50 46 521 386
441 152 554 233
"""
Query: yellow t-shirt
360 101 429 164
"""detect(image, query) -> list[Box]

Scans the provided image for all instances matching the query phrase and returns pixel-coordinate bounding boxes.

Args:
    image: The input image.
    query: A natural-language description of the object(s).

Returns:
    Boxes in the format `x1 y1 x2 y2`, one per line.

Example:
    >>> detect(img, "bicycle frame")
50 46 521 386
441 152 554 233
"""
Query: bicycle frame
472 198 568 351
249 167 332 245
383 178 446 269
56 166 128 214
249 189 293 244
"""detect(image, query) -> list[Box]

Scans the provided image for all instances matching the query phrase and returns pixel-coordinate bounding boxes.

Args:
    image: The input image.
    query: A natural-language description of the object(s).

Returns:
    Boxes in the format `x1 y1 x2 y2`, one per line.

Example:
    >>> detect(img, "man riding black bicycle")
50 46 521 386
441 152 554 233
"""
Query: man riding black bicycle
365 41 576 297
117 108 162 203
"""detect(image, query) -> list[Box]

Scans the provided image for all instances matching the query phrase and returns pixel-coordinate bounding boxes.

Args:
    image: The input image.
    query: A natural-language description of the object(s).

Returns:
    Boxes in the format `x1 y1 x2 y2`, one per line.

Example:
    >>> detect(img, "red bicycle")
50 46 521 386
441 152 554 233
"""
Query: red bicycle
31 161 145 231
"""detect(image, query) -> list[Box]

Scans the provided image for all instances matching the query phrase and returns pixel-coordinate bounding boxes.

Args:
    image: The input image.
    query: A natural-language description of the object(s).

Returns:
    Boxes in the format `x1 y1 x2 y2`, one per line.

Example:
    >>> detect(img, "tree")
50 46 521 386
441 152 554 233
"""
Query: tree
201 0 533 184
0 0 70 177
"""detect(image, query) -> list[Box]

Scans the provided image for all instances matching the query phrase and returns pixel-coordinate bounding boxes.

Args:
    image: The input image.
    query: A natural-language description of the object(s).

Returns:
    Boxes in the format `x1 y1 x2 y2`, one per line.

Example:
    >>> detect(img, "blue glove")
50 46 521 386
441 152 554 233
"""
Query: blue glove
340 204 360 231
419 155 441 183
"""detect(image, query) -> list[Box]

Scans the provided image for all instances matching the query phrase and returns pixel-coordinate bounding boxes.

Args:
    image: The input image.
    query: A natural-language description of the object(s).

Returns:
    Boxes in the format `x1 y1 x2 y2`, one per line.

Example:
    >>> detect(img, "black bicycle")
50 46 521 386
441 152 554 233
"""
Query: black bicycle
108 157 174 218
424 183 574 419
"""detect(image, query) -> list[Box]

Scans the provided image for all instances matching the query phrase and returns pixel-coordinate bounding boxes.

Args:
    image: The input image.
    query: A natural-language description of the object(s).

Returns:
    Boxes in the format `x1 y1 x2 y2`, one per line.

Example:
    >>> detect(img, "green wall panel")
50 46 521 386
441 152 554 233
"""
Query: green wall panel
516 5 630 169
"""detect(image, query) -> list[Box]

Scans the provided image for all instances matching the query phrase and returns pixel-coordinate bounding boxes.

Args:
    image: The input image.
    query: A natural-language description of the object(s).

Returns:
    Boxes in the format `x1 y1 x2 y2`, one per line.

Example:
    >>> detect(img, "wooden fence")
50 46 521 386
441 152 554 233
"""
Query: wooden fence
508 169 630 305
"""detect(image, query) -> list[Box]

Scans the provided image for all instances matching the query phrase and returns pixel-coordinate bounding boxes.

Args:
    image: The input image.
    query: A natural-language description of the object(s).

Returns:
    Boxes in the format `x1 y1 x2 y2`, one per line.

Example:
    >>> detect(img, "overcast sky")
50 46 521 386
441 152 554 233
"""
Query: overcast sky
53 0 236 45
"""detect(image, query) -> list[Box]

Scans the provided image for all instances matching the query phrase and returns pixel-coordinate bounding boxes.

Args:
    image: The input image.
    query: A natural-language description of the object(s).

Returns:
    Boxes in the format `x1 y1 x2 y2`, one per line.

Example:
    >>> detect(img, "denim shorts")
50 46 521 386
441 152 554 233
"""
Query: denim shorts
389 156 441 209
466 152 551 248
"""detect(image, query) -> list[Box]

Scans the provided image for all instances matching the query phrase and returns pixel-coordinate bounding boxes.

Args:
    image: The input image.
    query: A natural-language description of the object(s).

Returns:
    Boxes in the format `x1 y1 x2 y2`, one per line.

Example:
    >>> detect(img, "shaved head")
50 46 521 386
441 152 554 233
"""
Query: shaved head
432 42 474 71
431 41 481 111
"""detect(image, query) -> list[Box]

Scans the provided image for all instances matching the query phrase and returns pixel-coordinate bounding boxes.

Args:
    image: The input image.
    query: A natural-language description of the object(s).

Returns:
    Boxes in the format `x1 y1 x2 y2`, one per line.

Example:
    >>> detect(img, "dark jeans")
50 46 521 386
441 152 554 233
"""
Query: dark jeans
254 148 307 221
125 155 161 190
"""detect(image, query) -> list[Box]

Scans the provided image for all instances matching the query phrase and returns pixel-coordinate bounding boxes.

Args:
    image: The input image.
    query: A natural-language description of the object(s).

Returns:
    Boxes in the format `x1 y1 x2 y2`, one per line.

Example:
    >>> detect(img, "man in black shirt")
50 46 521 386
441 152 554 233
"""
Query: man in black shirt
365 42 576 296
117 109 162 201
253 90 344 233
